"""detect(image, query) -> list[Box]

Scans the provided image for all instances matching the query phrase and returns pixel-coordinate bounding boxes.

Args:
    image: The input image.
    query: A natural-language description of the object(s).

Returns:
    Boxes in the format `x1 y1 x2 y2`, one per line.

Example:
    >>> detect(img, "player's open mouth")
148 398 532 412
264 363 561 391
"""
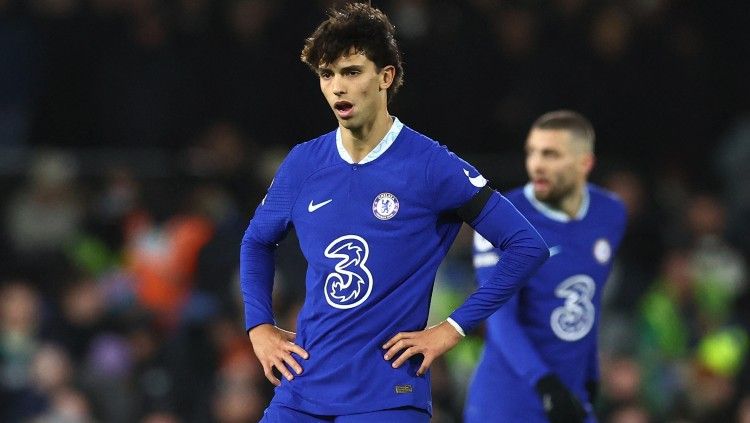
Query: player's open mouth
334 101 354 118
532 179 549 190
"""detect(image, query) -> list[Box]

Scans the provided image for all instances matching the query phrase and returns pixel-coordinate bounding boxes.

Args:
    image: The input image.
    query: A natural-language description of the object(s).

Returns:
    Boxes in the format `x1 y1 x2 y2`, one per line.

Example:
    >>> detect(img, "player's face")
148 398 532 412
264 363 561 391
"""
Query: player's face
318 50 394 131
525 128 590 204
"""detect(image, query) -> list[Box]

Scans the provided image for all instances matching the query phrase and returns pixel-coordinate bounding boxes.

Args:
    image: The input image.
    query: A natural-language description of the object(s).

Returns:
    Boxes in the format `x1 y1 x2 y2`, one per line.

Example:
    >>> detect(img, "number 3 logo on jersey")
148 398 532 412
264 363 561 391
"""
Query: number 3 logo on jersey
550 274 596 341
324 235 374 309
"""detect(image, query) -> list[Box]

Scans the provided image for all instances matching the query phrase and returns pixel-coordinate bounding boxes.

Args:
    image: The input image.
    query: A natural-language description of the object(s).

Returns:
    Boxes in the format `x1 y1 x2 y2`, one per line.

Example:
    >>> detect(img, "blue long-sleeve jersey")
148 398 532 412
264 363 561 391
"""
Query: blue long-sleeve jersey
466 183 626 422
240 119 547 416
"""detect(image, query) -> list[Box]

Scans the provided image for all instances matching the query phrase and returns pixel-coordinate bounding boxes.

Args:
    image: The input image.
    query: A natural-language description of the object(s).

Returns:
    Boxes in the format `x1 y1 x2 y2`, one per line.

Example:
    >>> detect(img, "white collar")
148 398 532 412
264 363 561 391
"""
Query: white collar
336 117 404 164
523 183 590 222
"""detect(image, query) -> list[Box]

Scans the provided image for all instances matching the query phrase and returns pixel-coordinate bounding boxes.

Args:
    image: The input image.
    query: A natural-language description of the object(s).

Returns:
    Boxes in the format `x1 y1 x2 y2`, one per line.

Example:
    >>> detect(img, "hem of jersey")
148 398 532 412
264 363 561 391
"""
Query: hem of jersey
272 387 433 417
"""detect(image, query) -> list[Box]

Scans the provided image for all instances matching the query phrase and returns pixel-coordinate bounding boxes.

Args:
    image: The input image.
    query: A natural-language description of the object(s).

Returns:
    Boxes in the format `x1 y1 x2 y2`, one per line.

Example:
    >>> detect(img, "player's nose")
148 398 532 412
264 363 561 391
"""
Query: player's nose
526 156 543 173
331 75 346 96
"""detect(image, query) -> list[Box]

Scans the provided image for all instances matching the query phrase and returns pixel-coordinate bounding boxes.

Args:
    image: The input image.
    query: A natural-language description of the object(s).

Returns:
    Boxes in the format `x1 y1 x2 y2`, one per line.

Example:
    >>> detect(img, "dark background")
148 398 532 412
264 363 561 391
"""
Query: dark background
2 1 750 422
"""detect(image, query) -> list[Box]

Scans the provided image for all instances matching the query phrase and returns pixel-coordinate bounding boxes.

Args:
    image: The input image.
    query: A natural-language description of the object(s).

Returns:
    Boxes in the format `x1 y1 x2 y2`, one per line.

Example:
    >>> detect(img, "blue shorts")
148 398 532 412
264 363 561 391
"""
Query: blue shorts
260 404 430 422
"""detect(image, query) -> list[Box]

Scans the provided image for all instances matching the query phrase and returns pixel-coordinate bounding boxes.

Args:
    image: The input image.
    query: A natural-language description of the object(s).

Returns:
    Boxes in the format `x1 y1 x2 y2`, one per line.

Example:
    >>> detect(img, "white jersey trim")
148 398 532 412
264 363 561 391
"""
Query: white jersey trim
336 117 404 165
523 183 590 222
446 317 466 337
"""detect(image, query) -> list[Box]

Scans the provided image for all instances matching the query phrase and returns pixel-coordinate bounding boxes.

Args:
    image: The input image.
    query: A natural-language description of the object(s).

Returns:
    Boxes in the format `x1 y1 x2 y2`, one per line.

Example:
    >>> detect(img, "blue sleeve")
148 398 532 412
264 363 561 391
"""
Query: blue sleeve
473 232 554 386
472 231 499 284
241 229 277 331
425 145 487 212
586 327 600 383
485 294 552 386
449 192 549 333
585 197 627 382
240 147 301 331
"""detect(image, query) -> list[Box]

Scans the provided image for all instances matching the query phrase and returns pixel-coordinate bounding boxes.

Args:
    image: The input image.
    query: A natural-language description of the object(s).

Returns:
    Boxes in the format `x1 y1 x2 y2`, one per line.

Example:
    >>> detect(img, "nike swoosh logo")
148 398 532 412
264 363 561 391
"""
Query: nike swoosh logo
308 199 333 212
463 169 487 188
549 245 562 257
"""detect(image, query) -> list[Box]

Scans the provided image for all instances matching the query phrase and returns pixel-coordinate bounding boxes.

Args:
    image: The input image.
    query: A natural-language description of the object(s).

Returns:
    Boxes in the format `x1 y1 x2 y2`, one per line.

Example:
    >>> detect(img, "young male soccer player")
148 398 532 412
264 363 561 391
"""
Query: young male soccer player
465 110 627 423
240 3 549 422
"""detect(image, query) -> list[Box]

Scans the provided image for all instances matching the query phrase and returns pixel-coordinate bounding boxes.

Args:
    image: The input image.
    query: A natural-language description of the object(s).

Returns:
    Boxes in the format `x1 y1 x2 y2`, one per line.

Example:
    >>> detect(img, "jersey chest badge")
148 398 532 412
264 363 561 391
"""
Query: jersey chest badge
372 192 399 220
593 238 612 264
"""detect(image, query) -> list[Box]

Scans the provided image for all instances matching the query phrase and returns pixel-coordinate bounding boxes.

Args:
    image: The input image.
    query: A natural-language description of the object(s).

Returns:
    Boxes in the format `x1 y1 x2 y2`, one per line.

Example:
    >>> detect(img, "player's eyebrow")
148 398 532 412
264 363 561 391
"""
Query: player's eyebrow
318 65 364 74
339 65 363 73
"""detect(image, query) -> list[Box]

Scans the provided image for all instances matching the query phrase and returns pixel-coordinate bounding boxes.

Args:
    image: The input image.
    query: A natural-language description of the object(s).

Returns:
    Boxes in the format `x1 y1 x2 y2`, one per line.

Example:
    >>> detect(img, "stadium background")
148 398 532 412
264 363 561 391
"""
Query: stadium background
1 0 749 422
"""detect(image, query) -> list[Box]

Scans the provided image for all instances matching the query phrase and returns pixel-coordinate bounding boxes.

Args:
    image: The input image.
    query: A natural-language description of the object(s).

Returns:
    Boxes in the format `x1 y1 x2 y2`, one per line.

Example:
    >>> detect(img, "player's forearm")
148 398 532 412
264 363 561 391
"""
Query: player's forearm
450 245 547 332
240 224 277 331
450 193 549 332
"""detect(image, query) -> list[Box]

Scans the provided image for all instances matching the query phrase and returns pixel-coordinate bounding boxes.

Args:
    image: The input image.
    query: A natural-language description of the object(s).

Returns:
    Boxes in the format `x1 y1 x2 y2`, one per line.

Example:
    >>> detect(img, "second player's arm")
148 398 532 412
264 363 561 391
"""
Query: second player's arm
383 187 549 374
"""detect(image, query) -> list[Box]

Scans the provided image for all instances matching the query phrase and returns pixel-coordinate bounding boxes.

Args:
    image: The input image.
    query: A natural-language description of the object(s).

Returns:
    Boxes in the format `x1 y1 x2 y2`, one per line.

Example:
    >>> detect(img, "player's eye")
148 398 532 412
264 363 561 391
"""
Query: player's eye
320 71 333 79
345 70 360 76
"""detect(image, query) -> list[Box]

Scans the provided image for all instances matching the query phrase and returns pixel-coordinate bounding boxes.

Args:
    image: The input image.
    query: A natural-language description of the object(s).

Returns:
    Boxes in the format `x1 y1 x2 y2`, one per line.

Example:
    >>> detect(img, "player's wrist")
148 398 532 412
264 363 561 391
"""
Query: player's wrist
445 317 466 337
248 323 275 339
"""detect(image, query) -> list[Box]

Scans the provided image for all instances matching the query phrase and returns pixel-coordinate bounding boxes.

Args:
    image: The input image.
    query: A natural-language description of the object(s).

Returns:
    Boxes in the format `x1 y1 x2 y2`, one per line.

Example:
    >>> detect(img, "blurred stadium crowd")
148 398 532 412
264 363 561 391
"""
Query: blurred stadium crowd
1 0 750 422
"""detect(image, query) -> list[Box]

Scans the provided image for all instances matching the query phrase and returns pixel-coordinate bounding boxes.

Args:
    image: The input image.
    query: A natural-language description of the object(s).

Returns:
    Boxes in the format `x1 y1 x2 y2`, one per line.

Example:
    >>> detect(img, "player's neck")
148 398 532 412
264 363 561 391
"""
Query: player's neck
559 184 586 218
340 112 393 163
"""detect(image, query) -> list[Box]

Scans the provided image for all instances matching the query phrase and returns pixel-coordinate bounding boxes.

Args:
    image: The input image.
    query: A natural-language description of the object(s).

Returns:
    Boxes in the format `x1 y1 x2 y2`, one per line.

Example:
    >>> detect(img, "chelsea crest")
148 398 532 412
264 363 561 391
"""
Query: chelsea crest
372 192 399 220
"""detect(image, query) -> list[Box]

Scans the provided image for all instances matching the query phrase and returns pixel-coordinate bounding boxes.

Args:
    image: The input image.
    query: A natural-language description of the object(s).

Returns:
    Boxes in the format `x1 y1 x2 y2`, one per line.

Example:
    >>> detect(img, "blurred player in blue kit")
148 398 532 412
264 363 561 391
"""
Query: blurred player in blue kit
239 3 549 422
466 110 627 423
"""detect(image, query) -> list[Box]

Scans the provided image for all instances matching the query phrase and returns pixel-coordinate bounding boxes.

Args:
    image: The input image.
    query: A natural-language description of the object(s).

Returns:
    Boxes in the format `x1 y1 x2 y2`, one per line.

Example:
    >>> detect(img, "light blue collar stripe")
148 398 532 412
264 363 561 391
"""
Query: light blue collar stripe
523 183 590 222
336 117 404 164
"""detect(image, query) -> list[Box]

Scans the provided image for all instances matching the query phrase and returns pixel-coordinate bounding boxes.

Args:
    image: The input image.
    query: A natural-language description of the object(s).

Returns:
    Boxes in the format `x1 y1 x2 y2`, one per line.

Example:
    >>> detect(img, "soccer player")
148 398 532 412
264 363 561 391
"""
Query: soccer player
465 110 627 423
240 3 549 422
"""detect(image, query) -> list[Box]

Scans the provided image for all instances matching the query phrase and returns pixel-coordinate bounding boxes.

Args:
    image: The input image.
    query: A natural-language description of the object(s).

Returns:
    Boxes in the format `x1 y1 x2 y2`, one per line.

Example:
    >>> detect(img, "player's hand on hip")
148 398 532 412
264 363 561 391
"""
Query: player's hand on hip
381 321 463 376
248 324 309 386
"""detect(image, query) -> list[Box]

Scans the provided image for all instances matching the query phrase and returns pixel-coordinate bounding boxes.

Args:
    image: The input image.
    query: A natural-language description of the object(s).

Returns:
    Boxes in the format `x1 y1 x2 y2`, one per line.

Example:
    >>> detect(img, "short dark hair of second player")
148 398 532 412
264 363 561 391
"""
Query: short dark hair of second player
531 110 595 151
300 2 405 103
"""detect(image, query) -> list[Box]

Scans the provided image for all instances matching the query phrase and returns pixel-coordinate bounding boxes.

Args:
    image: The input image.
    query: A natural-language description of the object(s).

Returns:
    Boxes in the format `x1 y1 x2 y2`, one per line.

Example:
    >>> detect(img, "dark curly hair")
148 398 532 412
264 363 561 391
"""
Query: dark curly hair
300 2 404 103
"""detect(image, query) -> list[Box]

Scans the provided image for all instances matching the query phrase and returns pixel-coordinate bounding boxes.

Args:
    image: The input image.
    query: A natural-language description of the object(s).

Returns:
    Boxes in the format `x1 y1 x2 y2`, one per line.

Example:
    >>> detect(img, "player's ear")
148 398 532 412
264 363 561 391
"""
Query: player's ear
581 153 595 175
380 65 395 91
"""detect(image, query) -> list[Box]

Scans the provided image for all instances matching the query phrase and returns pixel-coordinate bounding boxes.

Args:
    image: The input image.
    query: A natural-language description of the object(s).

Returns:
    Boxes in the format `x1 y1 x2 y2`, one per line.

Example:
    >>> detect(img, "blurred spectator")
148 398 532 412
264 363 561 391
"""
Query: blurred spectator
0 281 44 421
81 334 137 423
603 169 665 312
715 114 750 256
29 343 74 396
48 277 110 363
212 344 265 423
5 150 82 254
638 249 698 418
685 194 747 325
31 387 95 423
607 403 652 423
124 199 213 329
597 354 655 422
183 120 266 210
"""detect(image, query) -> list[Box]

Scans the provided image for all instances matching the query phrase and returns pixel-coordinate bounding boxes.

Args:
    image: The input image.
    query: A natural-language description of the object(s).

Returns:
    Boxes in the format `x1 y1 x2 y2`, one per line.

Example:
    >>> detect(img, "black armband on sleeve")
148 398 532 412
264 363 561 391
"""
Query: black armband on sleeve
456 185 494 224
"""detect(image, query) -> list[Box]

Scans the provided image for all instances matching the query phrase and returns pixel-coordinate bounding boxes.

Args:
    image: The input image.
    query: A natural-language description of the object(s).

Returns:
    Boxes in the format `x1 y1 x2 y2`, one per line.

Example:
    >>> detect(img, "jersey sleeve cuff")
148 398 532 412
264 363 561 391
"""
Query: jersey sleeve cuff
446 317 466 337
245 317 275 333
